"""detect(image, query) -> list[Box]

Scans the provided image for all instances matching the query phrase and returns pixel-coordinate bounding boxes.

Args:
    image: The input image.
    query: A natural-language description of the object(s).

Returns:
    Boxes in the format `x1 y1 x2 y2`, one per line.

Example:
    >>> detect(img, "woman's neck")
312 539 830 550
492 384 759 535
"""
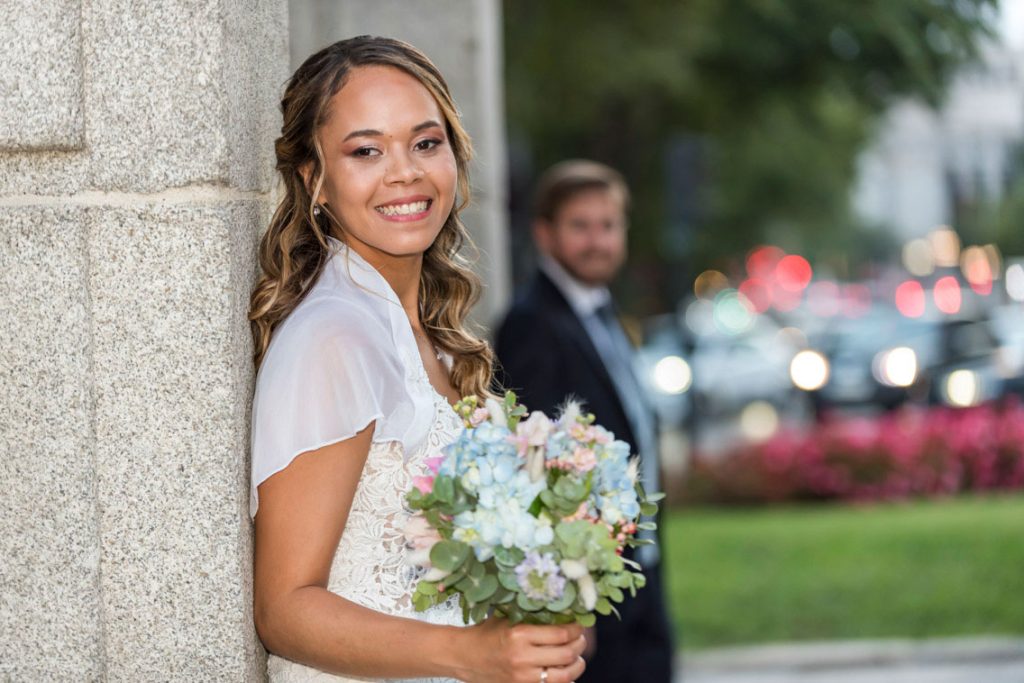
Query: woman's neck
335 233 424 324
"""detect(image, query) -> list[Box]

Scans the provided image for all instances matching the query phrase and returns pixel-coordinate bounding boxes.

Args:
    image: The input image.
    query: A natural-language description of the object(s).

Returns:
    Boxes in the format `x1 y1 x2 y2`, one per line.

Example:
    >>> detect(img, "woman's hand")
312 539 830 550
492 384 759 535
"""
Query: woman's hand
454 616 587 683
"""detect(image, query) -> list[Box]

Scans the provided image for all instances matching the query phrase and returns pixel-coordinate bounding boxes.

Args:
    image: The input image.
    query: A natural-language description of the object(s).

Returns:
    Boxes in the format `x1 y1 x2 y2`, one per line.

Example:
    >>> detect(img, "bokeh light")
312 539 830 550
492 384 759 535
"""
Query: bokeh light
746 245 785 279
738 277 772 313
933 276 962 314
739 401 779 443
685 299 716 336
929 227 961 268
713 289 755 335
775 254 813 292
960 246 993 295
694 269 730 300
652 356 692 394
895 280 926 318
944 369 981 408
873 347 918 387
1007 263 1024 302
790 350 830 391
902 238 935 276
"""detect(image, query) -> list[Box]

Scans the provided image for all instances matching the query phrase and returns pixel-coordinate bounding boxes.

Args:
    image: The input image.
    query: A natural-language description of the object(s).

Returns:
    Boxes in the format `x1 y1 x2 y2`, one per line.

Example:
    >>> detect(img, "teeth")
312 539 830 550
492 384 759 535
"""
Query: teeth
376 200 429 216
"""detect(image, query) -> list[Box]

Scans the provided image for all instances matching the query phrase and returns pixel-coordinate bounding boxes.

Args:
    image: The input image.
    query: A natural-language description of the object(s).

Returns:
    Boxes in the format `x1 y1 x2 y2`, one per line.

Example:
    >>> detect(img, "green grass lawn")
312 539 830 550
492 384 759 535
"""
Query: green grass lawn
663 493 1024 650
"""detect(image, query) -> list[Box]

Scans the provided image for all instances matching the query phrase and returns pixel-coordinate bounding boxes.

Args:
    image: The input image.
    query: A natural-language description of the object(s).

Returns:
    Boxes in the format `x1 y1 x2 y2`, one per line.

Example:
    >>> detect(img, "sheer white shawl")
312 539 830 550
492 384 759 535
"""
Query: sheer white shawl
249 236 437 517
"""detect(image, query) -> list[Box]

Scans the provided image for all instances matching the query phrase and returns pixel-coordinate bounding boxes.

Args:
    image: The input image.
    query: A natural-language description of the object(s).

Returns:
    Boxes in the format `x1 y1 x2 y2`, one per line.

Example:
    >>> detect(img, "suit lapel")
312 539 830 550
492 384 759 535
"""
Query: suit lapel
532 272 620 399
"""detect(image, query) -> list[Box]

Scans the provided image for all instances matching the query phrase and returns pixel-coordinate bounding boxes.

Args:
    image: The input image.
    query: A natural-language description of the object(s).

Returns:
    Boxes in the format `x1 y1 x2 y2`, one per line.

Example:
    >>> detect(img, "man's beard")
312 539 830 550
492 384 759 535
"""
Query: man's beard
555 252 619 287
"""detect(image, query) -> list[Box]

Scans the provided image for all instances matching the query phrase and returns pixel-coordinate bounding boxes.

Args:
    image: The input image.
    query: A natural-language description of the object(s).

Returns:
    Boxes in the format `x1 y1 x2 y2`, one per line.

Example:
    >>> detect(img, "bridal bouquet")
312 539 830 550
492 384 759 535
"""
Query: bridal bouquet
404 392 662 626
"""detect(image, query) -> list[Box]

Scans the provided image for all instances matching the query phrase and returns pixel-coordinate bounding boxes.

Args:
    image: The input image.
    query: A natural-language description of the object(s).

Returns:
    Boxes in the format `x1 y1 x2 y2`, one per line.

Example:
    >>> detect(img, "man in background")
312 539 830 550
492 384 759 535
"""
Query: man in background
495 160 674 683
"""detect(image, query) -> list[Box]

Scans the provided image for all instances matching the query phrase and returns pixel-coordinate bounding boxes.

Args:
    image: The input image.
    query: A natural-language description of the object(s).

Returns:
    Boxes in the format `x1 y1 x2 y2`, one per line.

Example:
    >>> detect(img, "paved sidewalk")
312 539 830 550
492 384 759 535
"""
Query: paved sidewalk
677 637 1024 683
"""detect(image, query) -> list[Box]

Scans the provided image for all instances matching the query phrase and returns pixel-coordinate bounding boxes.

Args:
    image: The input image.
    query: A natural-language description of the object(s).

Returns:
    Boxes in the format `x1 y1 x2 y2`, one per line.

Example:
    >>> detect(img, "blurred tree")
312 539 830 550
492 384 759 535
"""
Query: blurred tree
957 145 1024 257
504 0 998 311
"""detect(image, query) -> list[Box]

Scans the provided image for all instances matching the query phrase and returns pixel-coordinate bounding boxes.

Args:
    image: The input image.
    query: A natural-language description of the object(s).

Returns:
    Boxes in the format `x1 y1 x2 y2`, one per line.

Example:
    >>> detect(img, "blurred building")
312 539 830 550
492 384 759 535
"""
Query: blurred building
853 37 1024 240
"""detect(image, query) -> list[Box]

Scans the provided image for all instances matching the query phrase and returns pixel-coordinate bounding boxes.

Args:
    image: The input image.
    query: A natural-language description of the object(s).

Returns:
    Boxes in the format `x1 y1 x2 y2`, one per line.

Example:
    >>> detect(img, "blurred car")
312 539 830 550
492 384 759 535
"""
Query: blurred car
806 306 1005 413
991 303 1024 399
686 314 802 418
635 314 693 430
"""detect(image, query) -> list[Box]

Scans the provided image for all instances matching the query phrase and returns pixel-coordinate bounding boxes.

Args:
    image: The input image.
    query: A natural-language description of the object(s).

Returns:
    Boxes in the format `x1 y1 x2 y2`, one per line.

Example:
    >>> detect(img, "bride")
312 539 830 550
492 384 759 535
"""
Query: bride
247 36 586 683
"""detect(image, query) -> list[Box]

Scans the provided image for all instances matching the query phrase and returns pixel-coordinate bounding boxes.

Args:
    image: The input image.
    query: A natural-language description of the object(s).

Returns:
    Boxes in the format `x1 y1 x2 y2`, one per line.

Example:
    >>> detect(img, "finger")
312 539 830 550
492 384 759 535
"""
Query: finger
518 624 578 646
519 644 582 669
546 656 586 683
569 635 587 657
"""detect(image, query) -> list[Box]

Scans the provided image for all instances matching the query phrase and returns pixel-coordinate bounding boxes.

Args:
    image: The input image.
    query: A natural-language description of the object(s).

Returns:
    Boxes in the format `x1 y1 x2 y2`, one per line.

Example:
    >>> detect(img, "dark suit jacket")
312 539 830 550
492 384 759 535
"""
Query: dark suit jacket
495 269 675 683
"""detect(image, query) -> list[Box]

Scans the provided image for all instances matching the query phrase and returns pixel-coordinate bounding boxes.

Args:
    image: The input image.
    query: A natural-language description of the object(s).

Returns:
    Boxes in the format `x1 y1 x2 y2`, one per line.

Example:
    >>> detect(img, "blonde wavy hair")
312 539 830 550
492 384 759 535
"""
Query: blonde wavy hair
248 36 494 398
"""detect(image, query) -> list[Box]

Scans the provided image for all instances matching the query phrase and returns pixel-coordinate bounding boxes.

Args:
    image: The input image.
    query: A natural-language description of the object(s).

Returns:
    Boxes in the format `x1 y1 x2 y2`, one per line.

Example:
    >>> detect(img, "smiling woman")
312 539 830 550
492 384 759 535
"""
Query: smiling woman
246 37 588 683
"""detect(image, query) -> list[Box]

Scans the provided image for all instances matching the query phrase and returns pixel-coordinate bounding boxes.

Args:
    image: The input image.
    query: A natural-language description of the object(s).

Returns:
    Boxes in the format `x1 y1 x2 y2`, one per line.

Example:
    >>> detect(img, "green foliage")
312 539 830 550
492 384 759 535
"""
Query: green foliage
504 0 997 307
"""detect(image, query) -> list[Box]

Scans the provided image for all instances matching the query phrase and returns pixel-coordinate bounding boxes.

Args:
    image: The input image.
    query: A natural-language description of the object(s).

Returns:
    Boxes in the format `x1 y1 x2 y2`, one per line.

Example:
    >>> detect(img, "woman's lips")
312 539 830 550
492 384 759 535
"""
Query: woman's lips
375 198 433 221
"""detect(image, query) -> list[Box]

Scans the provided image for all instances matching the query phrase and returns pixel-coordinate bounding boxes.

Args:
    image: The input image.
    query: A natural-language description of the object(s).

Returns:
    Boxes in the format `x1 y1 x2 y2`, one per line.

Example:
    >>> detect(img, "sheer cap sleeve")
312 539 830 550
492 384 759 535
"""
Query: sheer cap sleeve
249 237 437 517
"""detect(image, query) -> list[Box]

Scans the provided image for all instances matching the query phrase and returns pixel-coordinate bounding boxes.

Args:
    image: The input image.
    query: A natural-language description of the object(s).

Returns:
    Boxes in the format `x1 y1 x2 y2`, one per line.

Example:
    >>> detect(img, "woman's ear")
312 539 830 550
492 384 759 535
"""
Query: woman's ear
298 161 318 202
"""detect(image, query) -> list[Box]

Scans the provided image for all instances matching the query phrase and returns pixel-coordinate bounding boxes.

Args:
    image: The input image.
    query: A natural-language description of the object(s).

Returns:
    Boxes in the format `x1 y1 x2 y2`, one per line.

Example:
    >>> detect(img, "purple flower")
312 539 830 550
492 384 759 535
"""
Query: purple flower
514 551 566 603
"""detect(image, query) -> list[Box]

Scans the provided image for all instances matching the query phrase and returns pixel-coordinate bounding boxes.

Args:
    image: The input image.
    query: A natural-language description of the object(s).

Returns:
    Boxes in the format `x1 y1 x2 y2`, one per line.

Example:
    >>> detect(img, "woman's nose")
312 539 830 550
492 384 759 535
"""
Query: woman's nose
384 149 424 184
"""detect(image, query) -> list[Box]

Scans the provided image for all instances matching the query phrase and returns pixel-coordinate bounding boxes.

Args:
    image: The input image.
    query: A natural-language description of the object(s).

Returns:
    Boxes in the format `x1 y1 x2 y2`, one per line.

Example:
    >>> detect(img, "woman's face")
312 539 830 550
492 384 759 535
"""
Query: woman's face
311 65 458 264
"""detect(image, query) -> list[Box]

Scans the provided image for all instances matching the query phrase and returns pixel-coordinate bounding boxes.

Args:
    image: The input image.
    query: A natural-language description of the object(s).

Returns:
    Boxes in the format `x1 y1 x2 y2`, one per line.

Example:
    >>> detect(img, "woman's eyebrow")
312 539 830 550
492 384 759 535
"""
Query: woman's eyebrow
342 120 442 142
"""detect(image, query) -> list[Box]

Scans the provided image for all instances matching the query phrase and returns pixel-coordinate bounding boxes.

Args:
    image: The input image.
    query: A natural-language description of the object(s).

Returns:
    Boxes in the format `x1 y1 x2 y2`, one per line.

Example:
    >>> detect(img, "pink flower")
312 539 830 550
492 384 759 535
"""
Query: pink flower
515 411 554 452
412 475 435 494
425 455 444 475
572 447 597 472
403 513 447 580
470 407 489 427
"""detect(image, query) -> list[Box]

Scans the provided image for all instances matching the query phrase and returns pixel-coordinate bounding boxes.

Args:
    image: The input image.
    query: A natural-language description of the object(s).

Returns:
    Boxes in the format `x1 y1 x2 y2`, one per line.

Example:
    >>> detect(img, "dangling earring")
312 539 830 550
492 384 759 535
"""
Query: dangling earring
313 205 321 216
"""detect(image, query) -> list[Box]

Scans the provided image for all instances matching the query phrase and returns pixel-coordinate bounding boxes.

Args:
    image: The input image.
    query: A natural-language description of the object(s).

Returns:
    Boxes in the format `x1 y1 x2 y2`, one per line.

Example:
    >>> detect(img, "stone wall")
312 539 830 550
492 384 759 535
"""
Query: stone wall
1 1 507 679
0 1 287 680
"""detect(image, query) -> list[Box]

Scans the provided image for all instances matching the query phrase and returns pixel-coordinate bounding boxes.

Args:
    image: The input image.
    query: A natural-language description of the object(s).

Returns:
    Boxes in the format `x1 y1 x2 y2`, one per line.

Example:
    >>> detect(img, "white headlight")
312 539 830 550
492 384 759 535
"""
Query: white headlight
790 350 829 391
945 369 980 407
652 356 692 394
873 347 917 387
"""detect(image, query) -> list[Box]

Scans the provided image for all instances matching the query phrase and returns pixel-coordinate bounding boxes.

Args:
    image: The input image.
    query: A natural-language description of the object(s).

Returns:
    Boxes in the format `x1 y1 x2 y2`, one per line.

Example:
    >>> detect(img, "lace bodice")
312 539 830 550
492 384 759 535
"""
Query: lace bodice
267 388 466 683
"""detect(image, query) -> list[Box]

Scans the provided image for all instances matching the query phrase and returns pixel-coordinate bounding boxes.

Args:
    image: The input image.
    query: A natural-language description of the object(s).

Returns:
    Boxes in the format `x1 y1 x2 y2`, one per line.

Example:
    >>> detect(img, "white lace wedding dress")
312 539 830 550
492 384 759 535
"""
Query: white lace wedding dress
250 237 468 682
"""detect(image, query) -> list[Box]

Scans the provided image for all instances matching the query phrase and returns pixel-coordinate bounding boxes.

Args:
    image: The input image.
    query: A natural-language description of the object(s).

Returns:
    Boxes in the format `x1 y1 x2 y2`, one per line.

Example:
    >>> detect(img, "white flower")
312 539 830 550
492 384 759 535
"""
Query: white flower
423 566 450 582
576 573 598 611
518 410 553 447
558 400 583 428
626 456 640 485
526 446 546 482
560 558 589 579
485 397 507 427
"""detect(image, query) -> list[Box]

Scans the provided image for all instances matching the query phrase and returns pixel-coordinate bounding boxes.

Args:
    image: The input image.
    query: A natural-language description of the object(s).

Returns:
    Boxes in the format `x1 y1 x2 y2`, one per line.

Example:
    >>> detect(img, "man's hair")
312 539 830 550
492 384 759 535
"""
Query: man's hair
532 159 630 222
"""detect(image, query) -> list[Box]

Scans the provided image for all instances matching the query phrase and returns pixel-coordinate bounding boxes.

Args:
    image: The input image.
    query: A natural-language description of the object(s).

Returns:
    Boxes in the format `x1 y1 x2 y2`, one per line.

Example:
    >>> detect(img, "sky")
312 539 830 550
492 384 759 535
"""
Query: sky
1003 0 1024 49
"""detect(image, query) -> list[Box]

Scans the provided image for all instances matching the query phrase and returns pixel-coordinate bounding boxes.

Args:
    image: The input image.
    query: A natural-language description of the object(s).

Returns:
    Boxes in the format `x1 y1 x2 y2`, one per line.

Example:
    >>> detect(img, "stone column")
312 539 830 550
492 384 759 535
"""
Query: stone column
0 1 287 680
289 0 512 327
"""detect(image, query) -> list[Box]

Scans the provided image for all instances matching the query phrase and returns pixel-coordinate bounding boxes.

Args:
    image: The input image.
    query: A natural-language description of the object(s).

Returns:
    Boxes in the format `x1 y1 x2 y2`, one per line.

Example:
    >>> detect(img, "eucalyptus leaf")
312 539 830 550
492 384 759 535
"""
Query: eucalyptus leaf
577 612 596 627
498 571 520 591
545 582 577 612
516 592 543 612
429 540 470 573
465 574 498 603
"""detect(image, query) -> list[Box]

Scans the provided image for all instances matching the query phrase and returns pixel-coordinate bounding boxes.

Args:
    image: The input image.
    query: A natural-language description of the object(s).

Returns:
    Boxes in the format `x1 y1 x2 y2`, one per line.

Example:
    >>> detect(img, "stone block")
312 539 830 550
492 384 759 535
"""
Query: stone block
0 0 85 151
87 200 266 681
0 205 103 681
83 0 286 193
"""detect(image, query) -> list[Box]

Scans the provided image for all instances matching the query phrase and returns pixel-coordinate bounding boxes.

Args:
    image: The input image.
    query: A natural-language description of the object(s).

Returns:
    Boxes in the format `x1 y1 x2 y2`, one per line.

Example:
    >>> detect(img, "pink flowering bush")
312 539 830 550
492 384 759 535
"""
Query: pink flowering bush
682 400 1024 505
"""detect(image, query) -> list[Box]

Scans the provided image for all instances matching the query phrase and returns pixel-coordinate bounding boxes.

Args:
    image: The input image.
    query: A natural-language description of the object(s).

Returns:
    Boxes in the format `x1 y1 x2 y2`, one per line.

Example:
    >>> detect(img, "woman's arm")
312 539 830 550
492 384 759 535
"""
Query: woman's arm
253 423 587 682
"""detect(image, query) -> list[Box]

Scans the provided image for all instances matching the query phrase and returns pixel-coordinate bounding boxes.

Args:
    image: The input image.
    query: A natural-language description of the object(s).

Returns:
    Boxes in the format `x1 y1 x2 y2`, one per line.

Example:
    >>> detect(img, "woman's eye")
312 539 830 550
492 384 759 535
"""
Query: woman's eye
415 138 443 152
353 147 380 158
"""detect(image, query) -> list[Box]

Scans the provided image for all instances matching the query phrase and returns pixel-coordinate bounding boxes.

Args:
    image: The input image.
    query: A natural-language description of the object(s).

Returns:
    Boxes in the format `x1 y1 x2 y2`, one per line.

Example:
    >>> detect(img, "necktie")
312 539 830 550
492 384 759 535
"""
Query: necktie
589 302 661 566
